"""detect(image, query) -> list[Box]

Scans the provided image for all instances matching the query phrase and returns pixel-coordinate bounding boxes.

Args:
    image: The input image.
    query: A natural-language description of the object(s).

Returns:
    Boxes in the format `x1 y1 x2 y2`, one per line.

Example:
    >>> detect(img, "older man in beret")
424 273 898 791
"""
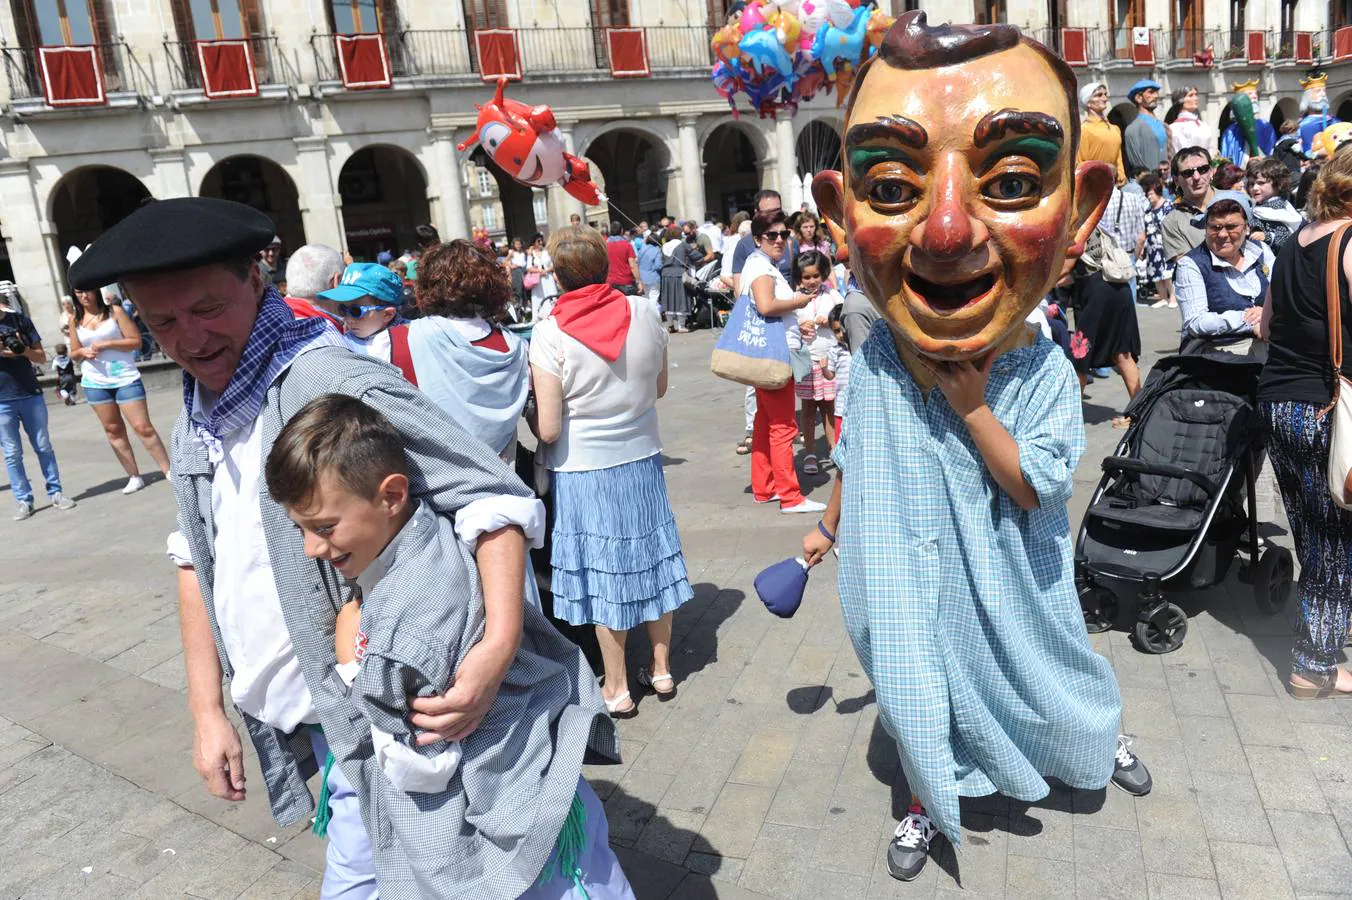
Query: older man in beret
67 197 565 897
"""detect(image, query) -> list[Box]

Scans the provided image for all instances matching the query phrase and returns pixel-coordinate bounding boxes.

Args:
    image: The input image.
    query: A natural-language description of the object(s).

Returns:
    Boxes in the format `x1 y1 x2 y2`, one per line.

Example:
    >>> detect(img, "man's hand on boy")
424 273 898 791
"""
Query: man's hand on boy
936 355 995 421
408 637 514 744
194 711 246 801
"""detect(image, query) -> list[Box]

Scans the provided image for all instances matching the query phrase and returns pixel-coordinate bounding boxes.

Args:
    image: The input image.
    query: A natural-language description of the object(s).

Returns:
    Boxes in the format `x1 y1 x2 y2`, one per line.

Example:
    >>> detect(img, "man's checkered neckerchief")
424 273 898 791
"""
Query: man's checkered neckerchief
184 285 339 460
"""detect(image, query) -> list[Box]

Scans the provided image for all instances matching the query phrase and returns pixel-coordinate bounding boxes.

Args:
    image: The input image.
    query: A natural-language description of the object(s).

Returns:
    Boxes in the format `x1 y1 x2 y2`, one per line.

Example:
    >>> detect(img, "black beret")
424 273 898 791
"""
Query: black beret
68 197 276 290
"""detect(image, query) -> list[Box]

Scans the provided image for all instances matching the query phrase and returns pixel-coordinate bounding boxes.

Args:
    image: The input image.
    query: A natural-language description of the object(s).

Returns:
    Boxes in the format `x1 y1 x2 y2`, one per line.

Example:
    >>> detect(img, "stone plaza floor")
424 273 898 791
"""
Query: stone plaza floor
2 303 1347 899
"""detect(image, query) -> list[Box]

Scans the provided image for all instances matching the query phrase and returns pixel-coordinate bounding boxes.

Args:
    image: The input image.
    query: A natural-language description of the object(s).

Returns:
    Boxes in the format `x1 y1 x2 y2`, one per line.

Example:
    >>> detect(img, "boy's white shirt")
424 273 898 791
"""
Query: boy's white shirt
334 518 463 794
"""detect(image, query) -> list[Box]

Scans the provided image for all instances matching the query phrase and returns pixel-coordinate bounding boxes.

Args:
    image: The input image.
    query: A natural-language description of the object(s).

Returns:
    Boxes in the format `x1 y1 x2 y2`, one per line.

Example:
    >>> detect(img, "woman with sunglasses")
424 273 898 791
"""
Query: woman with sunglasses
743 211 824 515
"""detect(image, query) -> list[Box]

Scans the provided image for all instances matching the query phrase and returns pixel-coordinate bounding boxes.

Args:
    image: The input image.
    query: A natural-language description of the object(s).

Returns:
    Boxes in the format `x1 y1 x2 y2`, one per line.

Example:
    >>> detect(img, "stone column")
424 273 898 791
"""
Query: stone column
0 159 62 341
149 147 190 199
776 115 801 211
292 136 345 251
429 129 472 241
677 114 706 219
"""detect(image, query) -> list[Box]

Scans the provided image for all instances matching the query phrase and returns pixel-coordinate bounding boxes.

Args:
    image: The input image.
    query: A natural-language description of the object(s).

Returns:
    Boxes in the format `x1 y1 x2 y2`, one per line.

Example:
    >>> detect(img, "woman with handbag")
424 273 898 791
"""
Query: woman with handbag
742 211 823 515
528 225 693 718
525 233 558 322
1067 230 1142 429
1258 151 1352 699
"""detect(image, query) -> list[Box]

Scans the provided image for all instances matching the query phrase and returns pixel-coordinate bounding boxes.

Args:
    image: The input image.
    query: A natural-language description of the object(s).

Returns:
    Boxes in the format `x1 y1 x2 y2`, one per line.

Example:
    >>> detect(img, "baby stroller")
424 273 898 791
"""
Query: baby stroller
1075 351 1294 654
687 254 734 330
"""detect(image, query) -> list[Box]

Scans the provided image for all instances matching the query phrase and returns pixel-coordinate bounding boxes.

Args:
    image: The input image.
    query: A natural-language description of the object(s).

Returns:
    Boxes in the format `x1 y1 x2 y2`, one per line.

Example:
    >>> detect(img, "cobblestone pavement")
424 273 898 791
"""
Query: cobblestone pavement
2 305 1342 899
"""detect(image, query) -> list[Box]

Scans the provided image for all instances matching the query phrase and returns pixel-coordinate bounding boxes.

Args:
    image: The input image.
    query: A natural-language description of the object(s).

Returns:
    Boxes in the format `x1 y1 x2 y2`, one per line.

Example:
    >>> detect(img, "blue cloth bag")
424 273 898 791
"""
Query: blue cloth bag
710 293 792 389
755 557 810 618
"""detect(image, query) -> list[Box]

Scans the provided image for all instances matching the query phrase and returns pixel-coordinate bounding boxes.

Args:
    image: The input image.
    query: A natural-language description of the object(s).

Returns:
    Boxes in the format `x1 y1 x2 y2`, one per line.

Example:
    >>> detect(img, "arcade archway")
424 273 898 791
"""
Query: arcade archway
338 146 431 261
795 119 841 177
50 166 152 281
200 156 305 256
469 146 544 242
584 129 670 226
703 123 760 221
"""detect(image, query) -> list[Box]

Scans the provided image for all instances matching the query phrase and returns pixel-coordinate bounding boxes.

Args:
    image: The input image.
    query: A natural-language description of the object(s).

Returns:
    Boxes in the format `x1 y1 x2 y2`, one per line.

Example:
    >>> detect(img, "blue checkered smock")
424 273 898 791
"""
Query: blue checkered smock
832 323 1122 845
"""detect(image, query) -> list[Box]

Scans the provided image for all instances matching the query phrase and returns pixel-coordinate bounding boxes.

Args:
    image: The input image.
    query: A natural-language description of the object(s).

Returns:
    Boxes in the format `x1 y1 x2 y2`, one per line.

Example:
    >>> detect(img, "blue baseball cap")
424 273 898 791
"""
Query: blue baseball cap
1190 190 1257 228
1127 79 1163 100
319 263 403 307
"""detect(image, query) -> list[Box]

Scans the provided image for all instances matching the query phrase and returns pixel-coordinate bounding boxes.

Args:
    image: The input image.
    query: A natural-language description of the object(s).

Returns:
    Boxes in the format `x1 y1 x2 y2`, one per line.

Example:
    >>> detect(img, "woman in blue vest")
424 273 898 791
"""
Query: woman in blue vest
1173 193 1274 357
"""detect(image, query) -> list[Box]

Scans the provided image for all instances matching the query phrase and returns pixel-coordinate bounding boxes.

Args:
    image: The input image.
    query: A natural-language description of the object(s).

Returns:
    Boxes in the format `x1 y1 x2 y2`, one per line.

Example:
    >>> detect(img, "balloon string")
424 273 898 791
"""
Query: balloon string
598 192 644 231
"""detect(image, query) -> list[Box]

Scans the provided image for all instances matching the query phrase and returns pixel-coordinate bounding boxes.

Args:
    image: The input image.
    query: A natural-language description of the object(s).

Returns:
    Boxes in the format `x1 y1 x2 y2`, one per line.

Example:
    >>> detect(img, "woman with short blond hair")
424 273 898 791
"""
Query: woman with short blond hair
529 225 693 718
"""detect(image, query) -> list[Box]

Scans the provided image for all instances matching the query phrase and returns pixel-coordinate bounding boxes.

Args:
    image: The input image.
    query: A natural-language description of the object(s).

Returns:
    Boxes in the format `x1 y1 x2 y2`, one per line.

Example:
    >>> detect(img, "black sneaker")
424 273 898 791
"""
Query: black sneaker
1111 735 1152 796
887 805 938 882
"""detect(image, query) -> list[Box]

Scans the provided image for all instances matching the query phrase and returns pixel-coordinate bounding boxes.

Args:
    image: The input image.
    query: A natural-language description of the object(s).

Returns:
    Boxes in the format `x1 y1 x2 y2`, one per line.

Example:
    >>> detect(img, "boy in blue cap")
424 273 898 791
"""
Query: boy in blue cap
321 263 405 362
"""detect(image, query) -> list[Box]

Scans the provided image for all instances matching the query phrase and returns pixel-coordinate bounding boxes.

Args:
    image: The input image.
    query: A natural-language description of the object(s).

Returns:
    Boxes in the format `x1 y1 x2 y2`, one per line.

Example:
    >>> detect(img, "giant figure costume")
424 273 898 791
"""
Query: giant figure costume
813 12 1127 845
1219 79 1276 167
1298 71 1340 156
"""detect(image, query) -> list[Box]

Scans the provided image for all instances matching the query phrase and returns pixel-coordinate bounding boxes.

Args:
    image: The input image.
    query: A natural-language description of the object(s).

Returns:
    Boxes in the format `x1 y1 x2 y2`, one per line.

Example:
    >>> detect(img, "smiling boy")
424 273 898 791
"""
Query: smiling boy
802 12 1150 882
267 394 630 899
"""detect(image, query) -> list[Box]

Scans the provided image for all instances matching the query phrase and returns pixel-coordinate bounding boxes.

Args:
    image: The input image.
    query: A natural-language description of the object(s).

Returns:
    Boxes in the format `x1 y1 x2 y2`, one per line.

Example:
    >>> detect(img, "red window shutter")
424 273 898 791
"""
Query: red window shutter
196 39 259 98
606 28 649 77
334 34 392 89
1131 27 1154 65
475 29 521 81
1295 31 1313 63
1336 26 1352 61
1060 27 1087 66
1245 30 1266 63
37 45 106 107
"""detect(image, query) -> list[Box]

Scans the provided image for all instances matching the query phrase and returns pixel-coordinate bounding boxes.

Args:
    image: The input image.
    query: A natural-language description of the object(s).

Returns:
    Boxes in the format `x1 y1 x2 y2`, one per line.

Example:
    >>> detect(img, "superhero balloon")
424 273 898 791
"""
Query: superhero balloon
458 79 600 206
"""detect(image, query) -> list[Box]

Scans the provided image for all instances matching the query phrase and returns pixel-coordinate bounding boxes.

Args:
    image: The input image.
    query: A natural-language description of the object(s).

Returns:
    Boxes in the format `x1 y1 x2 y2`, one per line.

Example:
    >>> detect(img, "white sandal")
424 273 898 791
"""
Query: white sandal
638 668 677 701
604 690 638 718
803 454 820 475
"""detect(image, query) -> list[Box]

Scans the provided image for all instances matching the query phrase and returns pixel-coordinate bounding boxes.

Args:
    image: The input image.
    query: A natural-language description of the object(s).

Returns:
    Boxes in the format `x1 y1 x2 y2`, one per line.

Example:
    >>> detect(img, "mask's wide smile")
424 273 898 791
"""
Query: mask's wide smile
904 271 998 315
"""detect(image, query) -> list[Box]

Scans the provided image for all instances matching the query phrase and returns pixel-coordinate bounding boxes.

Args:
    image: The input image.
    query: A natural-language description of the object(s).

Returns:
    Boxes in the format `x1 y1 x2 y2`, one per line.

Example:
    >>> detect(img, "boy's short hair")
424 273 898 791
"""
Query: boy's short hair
266 394 408 509
1246 155 1292 199
55 342 67 354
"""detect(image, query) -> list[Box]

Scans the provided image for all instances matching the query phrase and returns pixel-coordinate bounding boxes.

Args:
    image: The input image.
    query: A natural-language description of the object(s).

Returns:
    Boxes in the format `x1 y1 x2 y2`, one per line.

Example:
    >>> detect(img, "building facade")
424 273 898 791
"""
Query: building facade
1 0 1349 342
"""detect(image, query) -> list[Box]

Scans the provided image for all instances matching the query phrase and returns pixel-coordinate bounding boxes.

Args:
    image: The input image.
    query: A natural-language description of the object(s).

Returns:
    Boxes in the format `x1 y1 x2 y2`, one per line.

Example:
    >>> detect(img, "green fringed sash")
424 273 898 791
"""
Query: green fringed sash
537 790 591 899
312 750 336 838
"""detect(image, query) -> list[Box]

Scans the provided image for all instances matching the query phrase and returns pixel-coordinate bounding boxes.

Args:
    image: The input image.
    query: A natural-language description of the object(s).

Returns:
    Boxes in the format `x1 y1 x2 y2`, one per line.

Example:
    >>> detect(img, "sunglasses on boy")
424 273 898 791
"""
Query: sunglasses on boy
337 303 392 319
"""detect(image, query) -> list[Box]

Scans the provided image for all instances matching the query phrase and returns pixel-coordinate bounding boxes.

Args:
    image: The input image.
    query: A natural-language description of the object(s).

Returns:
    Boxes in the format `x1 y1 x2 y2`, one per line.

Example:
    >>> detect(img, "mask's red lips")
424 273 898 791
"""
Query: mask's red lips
905 272 997 314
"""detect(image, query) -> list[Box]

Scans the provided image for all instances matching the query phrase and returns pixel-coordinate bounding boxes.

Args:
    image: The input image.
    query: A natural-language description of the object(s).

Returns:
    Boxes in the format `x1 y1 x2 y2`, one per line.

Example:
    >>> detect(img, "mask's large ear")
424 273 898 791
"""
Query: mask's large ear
1065 160 1114 267
812 170 846 242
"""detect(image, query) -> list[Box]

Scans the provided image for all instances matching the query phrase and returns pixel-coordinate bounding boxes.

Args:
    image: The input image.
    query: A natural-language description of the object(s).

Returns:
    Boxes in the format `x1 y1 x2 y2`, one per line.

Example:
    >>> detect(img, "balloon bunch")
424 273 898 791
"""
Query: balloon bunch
710 0 894 119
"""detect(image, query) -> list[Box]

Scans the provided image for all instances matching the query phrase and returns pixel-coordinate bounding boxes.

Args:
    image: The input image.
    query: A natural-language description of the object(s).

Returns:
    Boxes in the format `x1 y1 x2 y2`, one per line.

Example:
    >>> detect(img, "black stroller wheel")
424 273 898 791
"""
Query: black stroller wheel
1081 587 1118 634
1133 602 1188 654
1253 546 1294 615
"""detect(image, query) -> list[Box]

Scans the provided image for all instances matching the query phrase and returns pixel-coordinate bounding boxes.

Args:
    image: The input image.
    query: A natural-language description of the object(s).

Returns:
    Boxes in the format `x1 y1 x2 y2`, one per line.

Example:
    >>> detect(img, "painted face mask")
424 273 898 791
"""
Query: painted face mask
814 12 1113 366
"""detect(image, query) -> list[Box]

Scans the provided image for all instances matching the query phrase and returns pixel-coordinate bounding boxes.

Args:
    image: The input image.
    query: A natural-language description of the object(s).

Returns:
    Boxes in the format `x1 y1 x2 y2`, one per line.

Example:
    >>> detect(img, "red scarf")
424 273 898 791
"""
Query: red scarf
549 282 631 362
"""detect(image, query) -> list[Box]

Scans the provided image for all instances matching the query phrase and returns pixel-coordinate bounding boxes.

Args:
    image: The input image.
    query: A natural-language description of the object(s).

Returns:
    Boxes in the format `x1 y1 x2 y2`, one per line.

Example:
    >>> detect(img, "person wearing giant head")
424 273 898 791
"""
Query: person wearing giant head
1297 70 1339 156
67 198 547 897
806 12 1150 883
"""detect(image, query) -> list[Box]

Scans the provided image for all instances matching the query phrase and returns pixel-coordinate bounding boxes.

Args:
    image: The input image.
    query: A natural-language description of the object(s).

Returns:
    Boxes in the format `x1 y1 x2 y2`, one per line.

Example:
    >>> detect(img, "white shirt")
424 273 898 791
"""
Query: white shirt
698 222 724 255
528 294 667 472
741 249 802 351
344 328 392 363
209 412 317 731
797 288 842 360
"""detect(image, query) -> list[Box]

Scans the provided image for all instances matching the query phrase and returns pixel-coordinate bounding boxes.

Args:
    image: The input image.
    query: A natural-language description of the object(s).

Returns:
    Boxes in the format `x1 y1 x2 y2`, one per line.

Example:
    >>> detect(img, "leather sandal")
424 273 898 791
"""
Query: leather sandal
1288 670 1352 700
638 668 677 701
604 690 638 718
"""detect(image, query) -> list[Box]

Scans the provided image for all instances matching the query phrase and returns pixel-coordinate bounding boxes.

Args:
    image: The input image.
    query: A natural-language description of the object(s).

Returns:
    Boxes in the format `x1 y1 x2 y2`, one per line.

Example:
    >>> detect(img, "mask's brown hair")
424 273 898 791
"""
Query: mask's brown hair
265 394 408 510
846 11 1082 164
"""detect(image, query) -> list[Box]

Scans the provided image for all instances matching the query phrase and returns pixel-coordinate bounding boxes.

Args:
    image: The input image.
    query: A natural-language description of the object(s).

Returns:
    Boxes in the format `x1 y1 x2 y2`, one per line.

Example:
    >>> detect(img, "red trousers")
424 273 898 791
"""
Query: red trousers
751 381 804 508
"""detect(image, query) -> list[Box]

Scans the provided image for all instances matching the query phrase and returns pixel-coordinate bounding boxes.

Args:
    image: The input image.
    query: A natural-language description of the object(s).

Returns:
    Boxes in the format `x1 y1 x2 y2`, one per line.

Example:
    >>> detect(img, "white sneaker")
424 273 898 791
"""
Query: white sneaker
122 475 145 495
781 499 827 515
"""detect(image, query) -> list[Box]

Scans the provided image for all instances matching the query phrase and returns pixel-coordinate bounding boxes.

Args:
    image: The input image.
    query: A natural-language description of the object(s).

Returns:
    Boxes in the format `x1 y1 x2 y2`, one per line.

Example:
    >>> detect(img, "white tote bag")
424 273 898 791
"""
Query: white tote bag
1322 222 1352 509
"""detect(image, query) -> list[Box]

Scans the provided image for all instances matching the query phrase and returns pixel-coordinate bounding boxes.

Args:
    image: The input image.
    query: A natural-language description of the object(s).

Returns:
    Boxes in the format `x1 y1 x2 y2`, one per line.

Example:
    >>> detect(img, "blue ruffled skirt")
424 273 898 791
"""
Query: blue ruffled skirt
550 453 693 630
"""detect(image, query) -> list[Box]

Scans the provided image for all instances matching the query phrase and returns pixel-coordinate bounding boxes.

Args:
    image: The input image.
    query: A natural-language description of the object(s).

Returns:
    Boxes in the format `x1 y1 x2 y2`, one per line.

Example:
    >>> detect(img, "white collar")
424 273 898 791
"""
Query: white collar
1208 242 1264 273
441 315 491 341
355 501 432 600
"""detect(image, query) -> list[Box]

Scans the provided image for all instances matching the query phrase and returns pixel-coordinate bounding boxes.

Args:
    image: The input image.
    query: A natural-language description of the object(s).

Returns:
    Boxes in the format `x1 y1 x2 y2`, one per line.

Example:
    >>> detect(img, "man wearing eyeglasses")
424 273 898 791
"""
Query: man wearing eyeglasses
1173 192 1273 357
319 262 406 363
1161 146 1217 265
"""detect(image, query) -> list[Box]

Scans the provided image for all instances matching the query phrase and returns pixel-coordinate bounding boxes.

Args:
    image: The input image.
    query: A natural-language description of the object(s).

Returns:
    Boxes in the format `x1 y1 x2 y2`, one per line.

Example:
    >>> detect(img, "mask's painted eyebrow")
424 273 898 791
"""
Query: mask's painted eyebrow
844 117 929 178
978 136 1062 174
972 109 1064 148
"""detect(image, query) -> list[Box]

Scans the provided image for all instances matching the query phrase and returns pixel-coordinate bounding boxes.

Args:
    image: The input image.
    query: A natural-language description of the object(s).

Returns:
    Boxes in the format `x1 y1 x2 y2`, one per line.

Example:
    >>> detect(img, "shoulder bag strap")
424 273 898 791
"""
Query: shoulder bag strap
388 323 418 387
1322 222 1352 415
